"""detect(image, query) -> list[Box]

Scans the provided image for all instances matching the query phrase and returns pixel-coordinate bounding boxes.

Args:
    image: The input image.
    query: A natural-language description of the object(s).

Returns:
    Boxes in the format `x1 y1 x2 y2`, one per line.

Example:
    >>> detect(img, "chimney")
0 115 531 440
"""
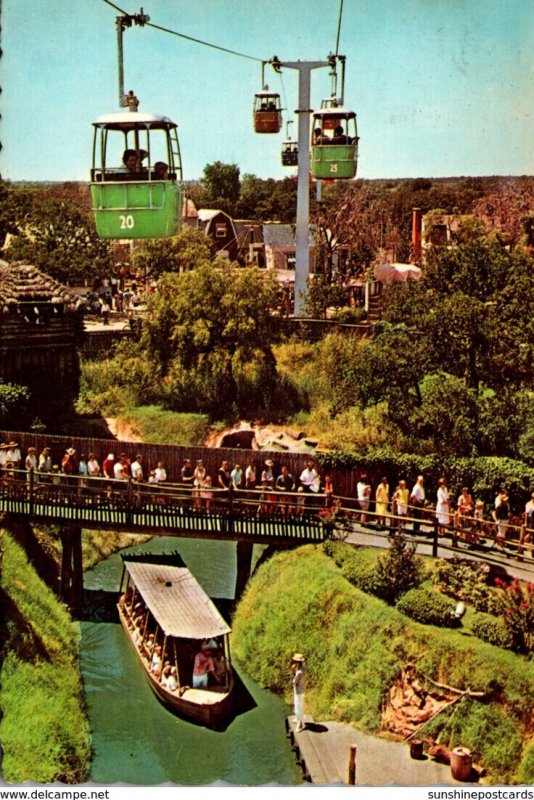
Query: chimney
411 207 422 264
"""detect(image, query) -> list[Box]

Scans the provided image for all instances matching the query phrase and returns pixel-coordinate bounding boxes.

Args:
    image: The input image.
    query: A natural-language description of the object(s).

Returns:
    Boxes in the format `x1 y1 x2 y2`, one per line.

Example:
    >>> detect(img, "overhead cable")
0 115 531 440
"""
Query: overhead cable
99 0 264 63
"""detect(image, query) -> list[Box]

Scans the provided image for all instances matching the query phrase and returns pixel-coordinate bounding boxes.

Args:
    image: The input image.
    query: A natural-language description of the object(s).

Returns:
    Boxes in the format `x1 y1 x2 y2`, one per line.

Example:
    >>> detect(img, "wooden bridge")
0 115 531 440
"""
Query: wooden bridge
0 470 327 544
2 465 532 617
0 470 329 615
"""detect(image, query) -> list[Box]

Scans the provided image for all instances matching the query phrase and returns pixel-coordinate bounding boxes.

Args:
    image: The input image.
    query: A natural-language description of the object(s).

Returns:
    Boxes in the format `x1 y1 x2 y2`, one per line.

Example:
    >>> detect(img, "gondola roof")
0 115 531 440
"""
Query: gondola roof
124 561 231 639
313 107 356 118
93 112 177 130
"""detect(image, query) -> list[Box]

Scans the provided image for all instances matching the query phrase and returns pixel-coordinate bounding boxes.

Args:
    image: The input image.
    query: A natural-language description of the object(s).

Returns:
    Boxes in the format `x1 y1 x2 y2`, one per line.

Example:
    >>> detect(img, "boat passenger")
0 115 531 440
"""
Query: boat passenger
192 641 216 688
166 666 179 692
161 662 171 686
144 633 156 657
212 649 227 685
119 586 134 609
150 645 163 678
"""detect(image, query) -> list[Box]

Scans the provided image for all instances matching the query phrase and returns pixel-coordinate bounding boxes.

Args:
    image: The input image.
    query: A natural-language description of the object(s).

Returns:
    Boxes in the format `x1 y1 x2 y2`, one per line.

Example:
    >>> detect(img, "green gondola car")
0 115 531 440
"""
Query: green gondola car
90 111 185 239
310 108 359 180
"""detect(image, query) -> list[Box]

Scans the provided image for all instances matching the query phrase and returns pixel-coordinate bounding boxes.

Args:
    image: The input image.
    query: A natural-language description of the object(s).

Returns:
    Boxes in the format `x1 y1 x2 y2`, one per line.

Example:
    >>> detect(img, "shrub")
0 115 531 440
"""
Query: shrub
373 534 423 603
517 740 534 784
432 557 500 613
471 612 514 649
494 578 534 654
330 307 366 324
396 588 458 627
322 541 382 594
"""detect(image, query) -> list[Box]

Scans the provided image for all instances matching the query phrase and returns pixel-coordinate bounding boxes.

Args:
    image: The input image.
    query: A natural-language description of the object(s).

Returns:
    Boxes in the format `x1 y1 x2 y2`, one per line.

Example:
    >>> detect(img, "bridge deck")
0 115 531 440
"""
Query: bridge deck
0 475 326 544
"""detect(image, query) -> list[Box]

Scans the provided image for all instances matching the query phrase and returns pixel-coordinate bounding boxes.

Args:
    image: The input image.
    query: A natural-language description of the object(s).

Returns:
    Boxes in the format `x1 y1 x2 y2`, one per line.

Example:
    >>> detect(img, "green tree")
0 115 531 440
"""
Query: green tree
384 221 534 394
320 324 427 419
408 373 479 456
141 265 282 417
201 162 241 216
0 381 30 429
3 192 109 283
131 227 212 278
236 174 296 222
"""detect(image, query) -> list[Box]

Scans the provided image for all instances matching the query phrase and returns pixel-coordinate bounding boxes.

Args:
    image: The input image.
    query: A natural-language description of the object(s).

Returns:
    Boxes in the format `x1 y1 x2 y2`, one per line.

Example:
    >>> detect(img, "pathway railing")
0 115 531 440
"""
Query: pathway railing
0 469 327 544
333 494 534 562
1 469 532 562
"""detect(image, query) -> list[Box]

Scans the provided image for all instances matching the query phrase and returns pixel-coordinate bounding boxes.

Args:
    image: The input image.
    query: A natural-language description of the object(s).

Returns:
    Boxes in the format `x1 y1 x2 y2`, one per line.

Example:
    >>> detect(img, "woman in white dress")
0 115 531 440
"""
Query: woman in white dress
436 477 450 535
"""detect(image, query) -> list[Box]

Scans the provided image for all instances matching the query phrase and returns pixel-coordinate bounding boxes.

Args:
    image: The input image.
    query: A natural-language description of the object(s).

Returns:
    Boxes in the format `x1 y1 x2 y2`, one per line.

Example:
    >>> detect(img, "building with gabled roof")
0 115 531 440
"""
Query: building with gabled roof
194 209 238 261
262 223 317 274
0 260 84 424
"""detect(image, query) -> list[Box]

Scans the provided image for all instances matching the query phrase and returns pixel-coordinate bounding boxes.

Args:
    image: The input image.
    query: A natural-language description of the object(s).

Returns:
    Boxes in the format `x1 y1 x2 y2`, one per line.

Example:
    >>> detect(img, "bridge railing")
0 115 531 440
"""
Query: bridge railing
332 494 534 560
1 469 532 559
0 468 330 541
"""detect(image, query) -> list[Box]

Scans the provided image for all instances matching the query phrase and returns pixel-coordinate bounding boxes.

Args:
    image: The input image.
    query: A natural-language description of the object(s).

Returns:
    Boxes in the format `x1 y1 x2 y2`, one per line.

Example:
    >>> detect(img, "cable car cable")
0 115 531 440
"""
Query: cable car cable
99 0 264 63
145 19 263 63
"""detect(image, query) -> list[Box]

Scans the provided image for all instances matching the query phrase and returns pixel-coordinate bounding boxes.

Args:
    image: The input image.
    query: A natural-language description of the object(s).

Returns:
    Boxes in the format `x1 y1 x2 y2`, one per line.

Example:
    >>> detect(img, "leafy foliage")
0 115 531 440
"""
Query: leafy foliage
141 265 294 418
396 588 458 627
200 161 241 216
2 183 109 283
0 381 30 426
131 227 212 278
0 532 90 783
494 578 534 655
432 558 499 614
470 612 514 649
373 534 424 604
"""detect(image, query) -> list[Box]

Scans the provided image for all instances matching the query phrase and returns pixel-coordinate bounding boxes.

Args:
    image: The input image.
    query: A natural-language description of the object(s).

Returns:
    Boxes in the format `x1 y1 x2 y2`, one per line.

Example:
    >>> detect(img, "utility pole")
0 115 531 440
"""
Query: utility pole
274 59 330 316
116 8 150 108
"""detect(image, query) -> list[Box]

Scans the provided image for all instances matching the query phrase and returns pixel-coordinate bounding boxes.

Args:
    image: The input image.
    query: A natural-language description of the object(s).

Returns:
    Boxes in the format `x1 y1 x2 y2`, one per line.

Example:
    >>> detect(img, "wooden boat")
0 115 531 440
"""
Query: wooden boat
118 555 234 728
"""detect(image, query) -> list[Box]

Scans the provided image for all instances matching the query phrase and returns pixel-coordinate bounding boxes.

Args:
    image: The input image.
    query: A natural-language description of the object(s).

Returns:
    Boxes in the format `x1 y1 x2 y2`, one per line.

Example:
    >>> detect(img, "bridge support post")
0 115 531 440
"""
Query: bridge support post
59 526 83 619
235 541 253 600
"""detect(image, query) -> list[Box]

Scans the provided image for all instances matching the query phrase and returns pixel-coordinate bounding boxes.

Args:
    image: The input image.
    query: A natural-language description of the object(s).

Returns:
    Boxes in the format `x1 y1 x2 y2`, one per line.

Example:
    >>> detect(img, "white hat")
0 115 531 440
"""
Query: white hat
107 453 115 460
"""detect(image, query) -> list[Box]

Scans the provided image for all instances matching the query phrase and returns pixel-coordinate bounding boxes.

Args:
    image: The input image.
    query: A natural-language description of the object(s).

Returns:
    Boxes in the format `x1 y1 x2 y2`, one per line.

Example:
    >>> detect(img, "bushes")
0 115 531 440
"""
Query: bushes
396 588 458 627
471 612 514 649
373 534 424 603
323 536 423 604
317 448 534 510
324 541 382 595
493 578 534 655
432 557 499 614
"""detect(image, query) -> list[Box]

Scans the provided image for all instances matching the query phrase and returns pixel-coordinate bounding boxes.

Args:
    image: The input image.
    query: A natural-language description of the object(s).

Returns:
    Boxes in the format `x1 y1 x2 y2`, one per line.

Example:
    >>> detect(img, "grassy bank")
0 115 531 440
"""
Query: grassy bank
0 531 91 783
232 545 534 784
113 404 213 446
33 527 151 573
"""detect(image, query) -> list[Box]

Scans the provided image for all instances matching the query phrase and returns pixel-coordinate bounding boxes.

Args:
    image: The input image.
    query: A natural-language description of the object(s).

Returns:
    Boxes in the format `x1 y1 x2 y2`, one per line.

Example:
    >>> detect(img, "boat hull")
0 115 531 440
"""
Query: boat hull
118 606 234 728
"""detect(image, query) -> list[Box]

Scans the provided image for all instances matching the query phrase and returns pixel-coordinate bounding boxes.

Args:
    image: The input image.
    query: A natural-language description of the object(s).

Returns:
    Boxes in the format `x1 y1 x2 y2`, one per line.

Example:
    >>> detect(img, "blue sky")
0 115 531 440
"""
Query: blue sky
1 0 533 182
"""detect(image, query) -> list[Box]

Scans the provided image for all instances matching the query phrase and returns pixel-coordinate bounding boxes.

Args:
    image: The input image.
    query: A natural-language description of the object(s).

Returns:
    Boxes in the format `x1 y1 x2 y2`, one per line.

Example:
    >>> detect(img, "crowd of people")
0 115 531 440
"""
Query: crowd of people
2 439 532 553
84 272 154 323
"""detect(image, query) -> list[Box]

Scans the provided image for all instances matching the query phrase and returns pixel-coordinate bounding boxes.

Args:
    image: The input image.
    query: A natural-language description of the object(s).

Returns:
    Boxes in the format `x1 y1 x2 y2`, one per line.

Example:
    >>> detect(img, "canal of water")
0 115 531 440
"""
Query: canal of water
80 536 303 785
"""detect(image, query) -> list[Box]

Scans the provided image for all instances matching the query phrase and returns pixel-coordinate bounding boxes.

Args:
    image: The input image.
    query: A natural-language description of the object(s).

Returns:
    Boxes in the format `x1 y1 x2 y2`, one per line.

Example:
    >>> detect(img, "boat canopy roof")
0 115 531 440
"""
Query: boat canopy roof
125 561 231 639
93 112 177 131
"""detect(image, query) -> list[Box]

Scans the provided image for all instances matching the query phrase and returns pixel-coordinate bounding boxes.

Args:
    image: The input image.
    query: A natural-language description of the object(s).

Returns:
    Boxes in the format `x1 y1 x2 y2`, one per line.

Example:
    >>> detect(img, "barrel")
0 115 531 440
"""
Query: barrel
450 747 472 781
410 739 424 759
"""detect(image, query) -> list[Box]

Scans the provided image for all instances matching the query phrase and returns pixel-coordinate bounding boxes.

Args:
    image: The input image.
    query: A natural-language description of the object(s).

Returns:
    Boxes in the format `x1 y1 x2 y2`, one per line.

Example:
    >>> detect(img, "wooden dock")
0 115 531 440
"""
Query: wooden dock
286 716 468 786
